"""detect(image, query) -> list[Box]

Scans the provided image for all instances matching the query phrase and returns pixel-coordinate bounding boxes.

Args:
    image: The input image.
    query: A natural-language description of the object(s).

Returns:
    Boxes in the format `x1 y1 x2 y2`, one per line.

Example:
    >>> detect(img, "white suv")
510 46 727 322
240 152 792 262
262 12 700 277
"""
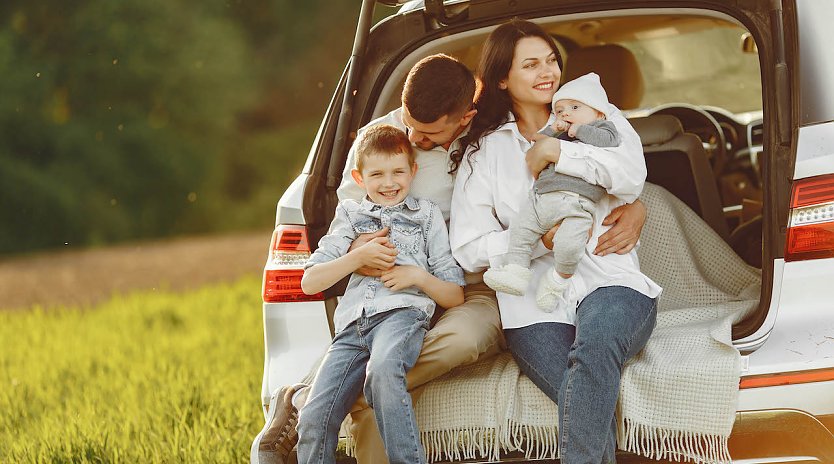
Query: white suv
252 1 834 462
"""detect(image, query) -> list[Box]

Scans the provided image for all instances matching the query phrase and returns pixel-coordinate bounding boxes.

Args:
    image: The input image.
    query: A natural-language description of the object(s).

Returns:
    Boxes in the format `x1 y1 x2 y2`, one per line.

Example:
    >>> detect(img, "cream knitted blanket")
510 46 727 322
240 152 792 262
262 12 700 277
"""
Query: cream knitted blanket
347 183 762 463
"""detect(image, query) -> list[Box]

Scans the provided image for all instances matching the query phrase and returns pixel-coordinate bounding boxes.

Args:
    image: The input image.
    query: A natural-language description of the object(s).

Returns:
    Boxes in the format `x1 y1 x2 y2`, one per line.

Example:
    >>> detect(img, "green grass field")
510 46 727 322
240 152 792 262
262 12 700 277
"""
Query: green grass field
0 276 265 463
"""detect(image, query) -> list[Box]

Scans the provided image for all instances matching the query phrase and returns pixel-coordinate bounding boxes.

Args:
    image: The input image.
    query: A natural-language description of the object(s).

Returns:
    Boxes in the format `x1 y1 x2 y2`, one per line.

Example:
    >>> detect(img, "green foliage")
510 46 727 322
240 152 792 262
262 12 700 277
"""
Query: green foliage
0 0 373 255
0 276 265 463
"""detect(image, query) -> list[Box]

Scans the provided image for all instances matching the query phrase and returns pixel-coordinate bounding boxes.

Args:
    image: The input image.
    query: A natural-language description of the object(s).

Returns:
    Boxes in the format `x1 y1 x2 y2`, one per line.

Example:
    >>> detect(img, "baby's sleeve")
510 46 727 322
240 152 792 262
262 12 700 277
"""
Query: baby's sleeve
574 120 621 147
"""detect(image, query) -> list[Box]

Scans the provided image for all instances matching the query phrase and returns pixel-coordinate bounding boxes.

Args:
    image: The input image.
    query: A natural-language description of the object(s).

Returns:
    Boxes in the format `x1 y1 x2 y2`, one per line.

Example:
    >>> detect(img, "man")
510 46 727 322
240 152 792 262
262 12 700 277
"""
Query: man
257 54 645 464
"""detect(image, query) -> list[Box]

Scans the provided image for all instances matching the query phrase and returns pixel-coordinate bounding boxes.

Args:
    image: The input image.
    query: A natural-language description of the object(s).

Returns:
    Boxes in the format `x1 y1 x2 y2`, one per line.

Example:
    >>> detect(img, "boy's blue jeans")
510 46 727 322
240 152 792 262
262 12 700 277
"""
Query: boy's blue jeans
504 286 658 464
297 307 429 464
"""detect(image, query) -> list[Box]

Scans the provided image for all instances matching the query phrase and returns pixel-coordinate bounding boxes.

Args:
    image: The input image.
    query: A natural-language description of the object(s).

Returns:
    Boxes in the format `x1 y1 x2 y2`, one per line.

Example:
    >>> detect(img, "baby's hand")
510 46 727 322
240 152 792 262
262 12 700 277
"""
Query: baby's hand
553 120 570 132
567 123 582 138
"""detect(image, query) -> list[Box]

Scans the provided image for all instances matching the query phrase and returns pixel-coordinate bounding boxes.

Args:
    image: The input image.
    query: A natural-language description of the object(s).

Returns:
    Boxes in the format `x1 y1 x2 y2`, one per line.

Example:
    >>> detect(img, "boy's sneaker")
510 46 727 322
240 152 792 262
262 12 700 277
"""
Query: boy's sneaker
536 271 572 311
254 383 308 463
484 264 533 296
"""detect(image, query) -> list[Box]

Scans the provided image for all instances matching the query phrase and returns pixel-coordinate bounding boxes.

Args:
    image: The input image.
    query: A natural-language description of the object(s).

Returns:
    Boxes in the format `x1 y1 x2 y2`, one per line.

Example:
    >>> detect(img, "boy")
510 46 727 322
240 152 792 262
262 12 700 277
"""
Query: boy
483 72 623 310
298 124 465 464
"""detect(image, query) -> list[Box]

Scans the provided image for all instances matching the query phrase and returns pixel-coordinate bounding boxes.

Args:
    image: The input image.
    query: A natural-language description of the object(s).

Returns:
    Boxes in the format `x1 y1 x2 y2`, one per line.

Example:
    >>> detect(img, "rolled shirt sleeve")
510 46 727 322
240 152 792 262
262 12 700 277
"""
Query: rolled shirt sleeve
305 202 356 269
424 203 466 286
554 105 646 203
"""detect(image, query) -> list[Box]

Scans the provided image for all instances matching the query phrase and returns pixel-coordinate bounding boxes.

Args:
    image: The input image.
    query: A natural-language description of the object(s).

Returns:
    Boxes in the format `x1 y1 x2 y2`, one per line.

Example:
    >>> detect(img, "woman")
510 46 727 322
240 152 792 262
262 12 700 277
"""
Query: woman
449 19 662 463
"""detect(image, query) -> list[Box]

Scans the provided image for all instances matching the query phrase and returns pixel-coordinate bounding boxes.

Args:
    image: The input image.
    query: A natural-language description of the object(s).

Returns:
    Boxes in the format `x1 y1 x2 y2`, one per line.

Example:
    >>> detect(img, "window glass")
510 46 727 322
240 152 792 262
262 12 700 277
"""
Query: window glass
620 27 762 113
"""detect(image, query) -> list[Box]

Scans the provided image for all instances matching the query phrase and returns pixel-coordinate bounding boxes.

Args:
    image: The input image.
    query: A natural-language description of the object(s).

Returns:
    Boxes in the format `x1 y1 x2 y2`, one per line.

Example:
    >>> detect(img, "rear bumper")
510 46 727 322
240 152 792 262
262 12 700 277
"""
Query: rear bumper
259 300 331 412
728 409 834 463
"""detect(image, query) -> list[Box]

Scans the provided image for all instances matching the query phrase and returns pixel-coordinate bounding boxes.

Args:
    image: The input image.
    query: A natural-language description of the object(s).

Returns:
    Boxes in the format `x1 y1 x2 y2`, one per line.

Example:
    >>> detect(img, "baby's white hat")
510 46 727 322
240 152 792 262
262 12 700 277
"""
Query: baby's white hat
552 72 612 118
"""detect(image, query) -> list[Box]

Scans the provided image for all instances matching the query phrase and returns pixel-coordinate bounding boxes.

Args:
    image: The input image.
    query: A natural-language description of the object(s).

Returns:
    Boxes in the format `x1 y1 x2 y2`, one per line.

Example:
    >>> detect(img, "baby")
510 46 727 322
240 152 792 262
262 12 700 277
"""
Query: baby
484 72 621 310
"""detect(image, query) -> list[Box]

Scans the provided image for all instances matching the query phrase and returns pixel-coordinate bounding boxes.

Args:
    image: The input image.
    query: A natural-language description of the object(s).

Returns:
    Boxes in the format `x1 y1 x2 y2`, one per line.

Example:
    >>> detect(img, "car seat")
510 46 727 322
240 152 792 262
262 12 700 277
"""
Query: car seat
631 115 730 239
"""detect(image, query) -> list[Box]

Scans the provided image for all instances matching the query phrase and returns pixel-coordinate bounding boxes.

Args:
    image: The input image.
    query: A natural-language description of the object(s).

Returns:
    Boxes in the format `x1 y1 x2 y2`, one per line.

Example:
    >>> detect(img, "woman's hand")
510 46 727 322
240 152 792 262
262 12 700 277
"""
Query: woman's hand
541 223 559 250
380 265 427 291
594 200 647 256
350 228 397 276
525 137 561 179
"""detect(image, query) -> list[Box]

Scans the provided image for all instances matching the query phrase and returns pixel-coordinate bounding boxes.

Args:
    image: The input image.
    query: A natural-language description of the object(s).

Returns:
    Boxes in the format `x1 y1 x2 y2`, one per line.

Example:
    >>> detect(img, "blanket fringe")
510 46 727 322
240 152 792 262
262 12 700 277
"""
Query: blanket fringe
346 421 558 463
347 418 729 463
618 416 731 464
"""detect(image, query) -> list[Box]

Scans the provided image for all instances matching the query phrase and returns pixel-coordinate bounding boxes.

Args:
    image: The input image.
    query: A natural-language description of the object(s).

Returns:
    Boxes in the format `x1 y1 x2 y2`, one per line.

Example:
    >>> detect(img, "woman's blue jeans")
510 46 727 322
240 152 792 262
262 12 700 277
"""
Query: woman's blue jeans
504 286 657 464
297 307 429 464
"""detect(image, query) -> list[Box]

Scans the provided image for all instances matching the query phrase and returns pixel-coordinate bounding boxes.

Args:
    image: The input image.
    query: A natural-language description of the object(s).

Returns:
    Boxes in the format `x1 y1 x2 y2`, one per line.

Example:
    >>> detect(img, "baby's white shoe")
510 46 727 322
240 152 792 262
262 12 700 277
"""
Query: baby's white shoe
536 271 571 312
484 264 532 296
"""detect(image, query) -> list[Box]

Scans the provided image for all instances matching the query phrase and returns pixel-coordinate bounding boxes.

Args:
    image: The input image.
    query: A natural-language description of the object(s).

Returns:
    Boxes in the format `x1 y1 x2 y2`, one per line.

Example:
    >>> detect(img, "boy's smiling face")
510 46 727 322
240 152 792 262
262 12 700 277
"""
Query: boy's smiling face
351 151 417 206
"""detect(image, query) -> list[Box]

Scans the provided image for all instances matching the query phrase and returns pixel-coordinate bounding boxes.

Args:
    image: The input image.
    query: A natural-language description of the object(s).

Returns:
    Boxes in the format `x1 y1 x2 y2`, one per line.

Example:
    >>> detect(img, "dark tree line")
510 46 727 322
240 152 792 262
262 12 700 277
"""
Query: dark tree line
0 0 375 255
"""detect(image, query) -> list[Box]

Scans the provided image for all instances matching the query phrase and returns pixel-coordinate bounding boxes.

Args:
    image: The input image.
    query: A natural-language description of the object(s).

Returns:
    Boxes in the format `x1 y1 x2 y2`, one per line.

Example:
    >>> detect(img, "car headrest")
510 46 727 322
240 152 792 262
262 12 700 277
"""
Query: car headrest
561 44 644 110
629 115 683 146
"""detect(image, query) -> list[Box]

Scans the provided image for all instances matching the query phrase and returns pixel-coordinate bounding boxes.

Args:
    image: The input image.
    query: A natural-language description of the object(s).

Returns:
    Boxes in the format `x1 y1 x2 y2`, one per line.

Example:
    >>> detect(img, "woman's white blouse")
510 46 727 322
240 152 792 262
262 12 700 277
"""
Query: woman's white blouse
450 106 662 329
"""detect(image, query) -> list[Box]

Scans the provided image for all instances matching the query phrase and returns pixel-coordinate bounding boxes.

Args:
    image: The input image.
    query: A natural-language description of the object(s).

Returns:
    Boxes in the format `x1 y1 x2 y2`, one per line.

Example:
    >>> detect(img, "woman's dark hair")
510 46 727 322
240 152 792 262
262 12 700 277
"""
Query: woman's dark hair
450 18 562 174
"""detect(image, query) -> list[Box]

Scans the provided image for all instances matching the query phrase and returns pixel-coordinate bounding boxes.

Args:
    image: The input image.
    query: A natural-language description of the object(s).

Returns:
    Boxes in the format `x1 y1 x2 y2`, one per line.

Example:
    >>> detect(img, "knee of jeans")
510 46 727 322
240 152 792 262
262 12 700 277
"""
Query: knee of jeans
366 357 407 387
571 331 628 366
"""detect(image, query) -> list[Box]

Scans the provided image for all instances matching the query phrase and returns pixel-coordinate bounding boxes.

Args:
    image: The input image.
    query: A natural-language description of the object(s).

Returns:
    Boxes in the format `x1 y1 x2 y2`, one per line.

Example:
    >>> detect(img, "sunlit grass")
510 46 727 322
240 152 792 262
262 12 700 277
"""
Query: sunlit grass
0 276 264 463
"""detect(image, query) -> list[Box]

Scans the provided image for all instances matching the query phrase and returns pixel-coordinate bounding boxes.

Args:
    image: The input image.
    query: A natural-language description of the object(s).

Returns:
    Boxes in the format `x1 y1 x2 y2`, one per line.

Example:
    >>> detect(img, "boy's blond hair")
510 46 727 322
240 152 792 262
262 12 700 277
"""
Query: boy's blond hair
354 124 415 172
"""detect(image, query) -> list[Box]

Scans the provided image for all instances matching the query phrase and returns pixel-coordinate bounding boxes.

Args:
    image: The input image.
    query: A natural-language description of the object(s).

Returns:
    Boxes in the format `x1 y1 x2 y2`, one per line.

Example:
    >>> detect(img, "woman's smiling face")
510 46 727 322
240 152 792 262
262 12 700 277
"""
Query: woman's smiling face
500 36 562 109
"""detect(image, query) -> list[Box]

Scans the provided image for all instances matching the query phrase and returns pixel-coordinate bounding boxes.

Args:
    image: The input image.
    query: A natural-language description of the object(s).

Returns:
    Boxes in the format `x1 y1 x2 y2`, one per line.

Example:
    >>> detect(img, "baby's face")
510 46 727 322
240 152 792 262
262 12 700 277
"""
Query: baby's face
553 99 604 125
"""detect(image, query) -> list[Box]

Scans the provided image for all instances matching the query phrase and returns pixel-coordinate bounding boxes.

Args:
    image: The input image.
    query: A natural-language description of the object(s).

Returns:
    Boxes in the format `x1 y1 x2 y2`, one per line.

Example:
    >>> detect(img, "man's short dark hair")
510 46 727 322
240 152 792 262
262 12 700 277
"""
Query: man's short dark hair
402 54 476 124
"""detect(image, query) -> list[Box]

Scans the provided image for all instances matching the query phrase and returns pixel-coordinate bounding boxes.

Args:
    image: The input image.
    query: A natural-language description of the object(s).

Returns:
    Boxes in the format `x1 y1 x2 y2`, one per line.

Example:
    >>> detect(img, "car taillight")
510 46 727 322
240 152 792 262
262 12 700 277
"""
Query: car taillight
262 225 324 302
785 174 834 262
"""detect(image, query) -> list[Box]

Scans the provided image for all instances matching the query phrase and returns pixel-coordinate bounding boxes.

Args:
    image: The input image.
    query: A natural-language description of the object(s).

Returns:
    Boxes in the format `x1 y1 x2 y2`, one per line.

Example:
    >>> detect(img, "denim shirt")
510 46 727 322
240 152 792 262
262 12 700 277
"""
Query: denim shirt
305 195 465 334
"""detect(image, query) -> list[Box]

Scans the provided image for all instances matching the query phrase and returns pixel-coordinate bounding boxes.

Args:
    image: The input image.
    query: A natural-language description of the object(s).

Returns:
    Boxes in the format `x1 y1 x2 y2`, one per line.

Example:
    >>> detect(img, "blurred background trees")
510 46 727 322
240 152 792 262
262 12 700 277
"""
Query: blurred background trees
0 0 390 255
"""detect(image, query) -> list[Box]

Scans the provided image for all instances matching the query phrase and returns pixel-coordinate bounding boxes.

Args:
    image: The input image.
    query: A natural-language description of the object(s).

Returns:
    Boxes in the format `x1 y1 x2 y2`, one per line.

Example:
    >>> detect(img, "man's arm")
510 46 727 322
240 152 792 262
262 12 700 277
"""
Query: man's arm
302 237 396 294
348 228 397 277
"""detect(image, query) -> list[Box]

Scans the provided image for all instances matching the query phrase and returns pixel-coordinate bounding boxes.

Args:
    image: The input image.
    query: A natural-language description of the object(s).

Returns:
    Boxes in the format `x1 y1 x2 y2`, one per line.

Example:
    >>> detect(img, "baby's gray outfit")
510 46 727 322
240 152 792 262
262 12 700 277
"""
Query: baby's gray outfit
505 119 620 275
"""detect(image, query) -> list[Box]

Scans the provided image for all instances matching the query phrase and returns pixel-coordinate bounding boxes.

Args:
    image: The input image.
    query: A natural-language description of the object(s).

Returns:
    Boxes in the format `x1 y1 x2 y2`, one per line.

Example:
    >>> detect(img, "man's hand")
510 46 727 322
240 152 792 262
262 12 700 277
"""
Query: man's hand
380 265 427 291
352 236 398 271
350 228 397 276
595 200 647 256
526 137 561 179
